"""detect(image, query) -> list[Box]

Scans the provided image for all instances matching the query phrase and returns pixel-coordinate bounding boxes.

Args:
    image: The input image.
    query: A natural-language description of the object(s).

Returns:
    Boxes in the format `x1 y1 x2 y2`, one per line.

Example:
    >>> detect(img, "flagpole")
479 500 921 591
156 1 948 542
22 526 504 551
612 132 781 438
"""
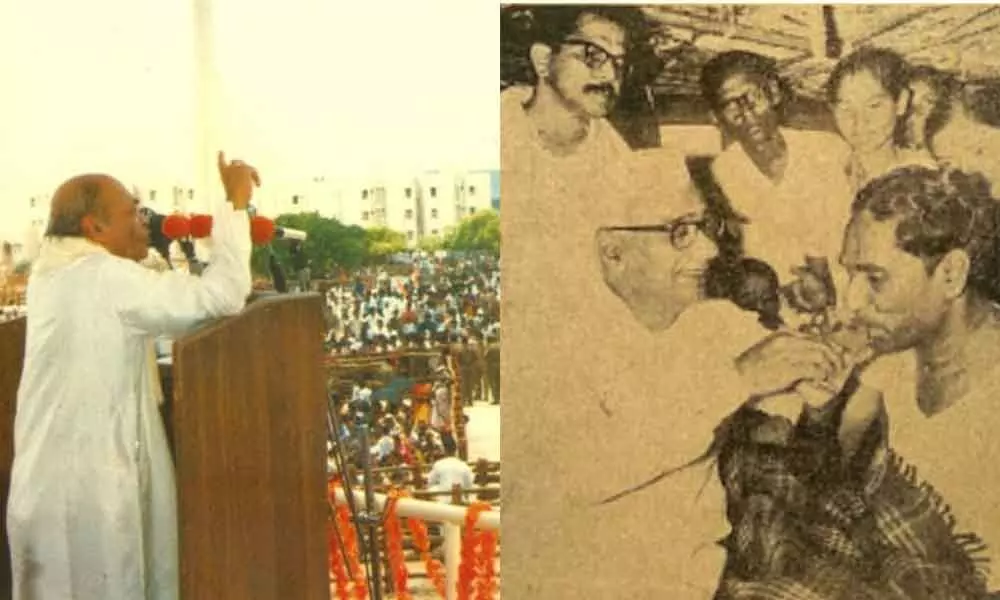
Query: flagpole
194 0 216 214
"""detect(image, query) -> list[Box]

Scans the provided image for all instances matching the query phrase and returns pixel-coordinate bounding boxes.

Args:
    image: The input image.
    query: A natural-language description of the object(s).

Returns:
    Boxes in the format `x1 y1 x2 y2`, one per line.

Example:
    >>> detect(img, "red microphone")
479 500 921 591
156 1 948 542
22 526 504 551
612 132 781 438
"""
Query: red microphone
185 214 303 246
161 214 191 240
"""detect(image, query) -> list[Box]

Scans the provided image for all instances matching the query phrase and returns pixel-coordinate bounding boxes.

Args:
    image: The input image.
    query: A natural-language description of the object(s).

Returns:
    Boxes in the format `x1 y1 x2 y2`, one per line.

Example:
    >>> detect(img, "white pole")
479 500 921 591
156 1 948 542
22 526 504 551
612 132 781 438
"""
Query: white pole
193 0 216 213
443 523 461 600
332 488 500 530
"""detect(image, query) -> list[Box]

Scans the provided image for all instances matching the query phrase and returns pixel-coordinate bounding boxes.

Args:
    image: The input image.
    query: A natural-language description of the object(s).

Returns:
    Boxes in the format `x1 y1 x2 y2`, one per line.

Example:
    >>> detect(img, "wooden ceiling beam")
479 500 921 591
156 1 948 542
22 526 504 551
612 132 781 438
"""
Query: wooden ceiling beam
644 7 813 54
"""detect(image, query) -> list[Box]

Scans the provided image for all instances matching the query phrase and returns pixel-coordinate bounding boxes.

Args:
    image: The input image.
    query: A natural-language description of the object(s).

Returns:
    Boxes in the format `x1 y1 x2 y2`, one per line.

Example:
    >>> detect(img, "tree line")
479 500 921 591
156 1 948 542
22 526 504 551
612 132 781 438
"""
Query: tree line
251 209 500 276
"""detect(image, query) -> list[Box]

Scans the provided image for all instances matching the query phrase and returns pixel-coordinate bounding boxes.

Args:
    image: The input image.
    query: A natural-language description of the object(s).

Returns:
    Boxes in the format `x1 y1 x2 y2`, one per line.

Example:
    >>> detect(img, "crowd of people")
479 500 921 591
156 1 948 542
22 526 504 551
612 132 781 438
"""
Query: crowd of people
323 255 501 496
323 256 500 355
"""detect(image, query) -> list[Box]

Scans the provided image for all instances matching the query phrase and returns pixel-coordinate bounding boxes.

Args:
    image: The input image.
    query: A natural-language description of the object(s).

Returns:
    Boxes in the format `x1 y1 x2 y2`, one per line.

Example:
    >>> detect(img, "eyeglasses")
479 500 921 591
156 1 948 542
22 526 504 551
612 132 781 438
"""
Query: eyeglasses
601 217 725 250
562 37 626 74
719 87 770 120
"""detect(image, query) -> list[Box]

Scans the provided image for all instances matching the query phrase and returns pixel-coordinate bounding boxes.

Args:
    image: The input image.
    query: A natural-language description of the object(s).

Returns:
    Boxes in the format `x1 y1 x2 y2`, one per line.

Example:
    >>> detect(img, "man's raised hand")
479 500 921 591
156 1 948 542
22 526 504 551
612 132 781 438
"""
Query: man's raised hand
217 151 261 210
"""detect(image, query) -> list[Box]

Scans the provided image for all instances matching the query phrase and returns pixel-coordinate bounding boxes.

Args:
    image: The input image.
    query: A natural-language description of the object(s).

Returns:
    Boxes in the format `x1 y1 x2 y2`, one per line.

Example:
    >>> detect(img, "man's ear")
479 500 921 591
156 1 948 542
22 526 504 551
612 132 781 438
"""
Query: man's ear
596 230 624 265
80 214 103 238
934 248 971 299
529 43 554 81
765 77 784 109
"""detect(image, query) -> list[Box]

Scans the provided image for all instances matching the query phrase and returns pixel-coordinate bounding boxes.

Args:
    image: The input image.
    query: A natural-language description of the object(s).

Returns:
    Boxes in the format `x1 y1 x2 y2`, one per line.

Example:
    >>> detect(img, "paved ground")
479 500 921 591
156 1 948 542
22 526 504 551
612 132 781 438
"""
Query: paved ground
464 401 501 462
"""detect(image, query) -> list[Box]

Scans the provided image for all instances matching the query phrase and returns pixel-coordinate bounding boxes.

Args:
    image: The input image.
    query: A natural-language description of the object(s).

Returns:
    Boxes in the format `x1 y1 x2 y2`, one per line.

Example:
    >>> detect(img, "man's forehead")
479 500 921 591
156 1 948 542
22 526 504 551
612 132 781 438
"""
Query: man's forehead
842 212 903 264
617 152 702 224
718 71 767 98
573 13 627 49
622 190 702 225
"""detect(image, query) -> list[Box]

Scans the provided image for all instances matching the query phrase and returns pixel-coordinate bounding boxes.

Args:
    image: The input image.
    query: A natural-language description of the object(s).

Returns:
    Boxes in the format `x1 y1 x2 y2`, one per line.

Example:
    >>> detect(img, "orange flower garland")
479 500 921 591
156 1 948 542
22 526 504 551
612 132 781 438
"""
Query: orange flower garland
383 491 412 600
328 482 352 600
457 502 498 600
477 526 499 600
405 517 447 597
328 479 369 600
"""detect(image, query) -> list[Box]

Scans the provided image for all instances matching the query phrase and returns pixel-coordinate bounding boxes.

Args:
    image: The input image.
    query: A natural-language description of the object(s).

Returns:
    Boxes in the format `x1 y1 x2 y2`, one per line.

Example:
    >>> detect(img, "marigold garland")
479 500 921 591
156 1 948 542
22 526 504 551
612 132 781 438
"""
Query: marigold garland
326 480 350 600
327 480 352 600
476 526 499 600
457 502 498 600
405 516 447 597
328 479 369 600
383 490 413 599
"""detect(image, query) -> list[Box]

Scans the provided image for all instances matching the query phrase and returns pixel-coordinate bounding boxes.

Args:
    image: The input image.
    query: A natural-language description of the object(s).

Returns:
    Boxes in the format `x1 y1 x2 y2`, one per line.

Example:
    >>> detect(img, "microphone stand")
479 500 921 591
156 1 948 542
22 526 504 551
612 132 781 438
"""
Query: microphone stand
327 395 384 600
356 409 384 600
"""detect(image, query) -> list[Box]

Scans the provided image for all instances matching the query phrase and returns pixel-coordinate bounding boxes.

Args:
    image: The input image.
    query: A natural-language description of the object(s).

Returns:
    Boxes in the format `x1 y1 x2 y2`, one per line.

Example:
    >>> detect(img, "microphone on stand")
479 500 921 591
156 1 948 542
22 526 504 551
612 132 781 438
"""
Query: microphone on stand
140 207 190 269
141 207 305 292
185 213 307 244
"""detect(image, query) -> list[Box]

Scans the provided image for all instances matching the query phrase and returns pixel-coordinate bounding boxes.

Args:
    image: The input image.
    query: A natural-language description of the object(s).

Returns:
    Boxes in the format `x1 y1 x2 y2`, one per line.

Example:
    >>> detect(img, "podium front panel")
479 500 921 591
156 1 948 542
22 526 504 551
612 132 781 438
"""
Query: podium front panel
0 317 25 600
172 295 328 600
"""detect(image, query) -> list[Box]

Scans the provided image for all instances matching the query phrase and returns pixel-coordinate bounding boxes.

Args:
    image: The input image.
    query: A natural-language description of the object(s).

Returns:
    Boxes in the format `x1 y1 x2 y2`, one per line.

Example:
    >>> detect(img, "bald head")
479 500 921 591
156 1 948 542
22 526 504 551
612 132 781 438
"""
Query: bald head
46 174 149 260
46 174 122 238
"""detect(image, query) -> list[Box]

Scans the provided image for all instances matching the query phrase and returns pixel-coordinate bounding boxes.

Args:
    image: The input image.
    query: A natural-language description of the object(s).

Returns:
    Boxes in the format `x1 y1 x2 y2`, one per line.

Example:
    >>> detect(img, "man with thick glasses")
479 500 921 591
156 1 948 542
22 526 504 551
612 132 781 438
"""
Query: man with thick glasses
701 51 855 290
501 6 640 182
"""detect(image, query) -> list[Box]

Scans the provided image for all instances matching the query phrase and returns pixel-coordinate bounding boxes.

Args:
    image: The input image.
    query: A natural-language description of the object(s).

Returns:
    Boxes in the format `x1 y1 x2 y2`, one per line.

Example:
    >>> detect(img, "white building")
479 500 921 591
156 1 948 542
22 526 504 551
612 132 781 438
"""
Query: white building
260 170 494 248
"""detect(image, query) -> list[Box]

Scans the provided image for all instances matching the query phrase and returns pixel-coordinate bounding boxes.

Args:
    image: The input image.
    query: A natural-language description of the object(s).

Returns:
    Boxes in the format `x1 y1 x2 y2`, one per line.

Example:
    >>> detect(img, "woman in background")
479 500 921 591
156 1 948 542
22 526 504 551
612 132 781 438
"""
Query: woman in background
826 47 936 191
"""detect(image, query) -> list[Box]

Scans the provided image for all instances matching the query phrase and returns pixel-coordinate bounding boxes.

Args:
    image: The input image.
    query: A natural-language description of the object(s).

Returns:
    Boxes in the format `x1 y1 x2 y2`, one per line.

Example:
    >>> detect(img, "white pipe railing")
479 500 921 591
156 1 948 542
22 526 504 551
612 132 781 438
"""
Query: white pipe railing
332 487 500 530
332 488 500 600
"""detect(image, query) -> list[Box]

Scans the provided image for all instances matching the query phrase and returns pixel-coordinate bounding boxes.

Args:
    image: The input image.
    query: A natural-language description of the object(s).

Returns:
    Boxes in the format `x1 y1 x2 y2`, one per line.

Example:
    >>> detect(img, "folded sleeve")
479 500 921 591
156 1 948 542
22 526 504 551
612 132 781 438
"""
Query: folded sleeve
102 201 253 337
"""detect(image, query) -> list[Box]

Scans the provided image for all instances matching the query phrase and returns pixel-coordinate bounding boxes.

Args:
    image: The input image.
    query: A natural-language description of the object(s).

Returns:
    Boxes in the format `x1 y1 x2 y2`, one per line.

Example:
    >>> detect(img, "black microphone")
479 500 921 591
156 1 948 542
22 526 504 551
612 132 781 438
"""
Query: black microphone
139 207 173 268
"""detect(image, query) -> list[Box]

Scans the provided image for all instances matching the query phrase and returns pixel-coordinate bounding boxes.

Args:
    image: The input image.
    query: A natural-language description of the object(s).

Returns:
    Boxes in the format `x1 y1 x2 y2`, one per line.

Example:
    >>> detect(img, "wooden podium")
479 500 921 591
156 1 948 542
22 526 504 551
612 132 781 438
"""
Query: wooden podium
0 294 329 600
0 317 25 600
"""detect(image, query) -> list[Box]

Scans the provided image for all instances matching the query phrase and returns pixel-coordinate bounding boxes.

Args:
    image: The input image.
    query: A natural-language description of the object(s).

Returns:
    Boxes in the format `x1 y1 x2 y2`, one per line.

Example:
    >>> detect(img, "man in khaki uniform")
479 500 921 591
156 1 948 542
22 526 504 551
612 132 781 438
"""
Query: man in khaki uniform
484 332 500 405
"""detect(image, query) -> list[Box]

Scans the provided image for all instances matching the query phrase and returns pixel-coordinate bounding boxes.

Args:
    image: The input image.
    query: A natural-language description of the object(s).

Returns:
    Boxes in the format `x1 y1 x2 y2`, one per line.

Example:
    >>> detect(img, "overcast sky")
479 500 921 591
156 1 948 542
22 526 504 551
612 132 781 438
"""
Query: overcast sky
0 0 499 212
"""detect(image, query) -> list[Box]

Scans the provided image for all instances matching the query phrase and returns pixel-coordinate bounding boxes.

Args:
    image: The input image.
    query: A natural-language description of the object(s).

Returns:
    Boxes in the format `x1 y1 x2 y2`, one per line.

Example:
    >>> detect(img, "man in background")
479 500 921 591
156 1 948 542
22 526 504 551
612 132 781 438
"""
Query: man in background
7 152 258 600
427 444 474 504
702 50 854 285
501 5 641 173
484 331 500 405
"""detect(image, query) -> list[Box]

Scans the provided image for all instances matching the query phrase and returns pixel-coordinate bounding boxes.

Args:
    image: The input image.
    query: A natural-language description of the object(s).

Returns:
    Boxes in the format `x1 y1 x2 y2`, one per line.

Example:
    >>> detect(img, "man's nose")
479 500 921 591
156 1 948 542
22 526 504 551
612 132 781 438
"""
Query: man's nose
592 61 618 84
843 275 869 316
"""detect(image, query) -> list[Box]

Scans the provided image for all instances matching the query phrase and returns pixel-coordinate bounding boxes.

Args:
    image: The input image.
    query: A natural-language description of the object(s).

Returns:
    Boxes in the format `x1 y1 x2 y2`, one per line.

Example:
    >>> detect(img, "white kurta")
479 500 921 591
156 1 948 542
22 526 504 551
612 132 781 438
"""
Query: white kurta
7 202 252 600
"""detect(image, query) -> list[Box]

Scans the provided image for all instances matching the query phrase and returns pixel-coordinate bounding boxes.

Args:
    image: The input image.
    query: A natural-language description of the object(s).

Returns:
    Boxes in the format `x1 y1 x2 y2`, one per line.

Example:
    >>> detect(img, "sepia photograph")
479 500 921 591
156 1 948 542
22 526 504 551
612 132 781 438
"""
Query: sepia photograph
502 4 1000 599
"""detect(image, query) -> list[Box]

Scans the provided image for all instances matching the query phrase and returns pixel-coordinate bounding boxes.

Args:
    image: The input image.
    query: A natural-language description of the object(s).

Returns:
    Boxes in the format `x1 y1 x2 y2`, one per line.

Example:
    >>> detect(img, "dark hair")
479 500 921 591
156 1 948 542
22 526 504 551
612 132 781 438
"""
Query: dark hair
910 66 962 150
45 180 105 237
527 5 646 49
926 83 1000 152
852 166 1000 301
700 50 788 116
826 46 910 105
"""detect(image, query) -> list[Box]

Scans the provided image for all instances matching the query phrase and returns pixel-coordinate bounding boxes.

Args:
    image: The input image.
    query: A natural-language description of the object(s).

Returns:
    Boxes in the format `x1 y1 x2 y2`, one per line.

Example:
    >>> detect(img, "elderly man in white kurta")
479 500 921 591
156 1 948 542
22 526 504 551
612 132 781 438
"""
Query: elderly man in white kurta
7 152 258 600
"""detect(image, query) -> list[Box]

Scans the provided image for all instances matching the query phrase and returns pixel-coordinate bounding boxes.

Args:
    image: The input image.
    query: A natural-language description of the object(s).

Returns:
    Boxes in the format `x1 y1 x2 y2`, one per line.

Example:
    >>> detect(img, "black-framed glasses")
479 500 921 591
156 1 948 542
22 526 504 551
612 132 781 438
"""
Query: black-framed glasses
562 37 627 74
719 87 770 120
601 217 721 250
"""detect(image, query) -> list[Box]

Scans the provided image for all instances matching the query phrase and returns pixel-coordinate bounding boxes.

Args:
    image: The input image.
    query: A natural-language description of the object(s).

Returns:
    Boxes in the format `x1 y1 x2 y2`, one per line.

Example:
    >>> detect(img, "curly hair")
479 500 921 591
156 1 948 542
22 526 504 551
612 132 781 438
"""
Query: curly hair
852 166 1000 301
